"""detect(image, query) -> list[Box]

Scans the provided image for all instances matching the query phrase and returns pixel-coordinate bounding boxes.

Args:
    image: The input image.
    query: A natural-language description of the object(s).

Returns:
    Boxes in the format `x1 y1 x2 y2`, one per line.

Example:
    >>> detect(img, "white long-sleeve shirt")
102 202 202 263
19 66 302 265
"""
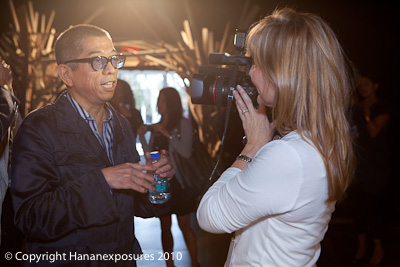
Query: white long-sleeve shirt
197 131 335 267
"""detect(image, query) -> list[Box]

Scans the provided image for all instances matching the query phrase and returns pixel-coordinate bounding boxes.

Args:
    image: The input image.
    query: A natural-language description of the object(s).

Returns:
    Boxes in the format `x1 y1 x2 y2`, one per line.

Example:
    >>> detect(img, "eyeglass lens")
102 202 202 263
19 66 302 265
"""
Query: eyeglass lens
92 55 125 71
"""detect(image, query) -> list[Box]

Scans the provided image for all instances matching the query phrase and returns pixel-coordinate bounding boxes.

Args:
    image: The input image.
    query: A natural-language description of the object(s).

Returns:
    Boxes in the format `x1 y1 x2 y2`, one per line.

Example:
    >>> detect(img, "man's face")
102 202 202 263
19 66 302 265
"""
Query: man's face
67 36 119 108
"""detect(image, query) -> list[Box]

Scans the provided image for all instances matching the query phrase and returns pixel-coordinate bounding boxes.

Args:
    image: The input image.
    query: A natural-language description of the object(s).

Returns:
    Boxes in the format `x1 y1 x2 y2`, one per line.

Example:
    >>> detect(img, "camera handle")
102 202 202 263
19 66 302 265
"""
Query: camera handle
199 61 240 197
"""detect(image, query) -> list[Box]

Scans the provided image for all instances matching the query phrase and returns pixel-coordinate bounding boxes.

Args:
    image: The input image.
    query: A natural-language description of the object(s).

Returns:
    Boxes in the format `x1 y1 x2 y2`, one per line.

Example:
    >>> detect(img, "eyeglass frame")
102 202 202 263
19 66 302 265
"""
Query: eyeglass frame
63 54 126 71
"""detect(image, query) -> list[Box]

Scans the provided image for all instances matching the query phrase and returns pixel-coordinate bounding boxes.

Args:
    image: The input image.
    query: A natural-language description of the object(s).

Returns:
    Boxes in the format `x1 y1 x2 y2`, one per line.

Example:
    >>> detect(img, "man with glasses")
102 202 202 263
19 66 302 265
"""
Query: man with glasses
10 24 174 265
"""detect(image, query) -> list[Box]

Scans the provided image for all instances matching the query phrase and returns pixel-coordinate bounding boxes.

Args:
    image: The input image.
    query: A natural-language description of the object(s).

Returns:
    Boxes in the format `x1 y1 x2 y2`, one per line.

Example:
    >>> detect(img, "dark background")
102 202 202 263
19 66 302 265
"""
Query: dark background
0 0 399 99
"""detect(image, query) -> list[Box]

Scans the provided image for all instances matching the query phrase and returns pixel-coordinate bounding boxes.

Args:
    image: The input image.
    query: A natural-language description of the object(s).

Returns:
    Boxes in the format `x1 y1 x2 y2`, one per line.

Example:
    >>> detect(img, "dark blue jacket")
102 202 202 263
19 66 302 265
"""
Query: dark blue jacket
11 92 146 265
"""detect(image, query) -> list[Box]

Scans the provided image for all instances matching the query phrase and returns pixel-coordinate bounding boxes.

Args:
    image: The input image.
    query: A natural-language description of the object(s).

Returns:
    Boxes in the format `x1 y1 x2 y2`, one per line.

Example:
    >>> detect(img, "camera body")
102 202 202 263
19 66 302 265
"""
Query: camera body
191 30 258 107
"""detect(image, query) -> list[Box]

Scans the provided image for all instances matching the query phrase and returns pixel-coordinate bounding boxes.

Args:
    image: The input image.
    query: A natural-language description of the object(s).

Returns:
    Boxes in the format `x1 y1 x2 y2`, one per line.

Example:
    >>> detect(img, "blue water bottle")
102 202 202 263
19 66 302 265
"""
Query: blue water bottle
148 151 171 204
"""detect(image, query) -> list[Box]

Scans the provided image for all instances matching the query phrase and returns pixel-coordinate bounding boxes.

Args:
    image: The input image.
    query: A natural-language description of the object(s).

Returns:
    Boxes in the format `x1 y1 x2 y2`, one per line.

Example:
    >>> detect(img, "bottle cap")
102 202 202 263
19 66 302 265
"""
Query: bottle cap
150 151 161 161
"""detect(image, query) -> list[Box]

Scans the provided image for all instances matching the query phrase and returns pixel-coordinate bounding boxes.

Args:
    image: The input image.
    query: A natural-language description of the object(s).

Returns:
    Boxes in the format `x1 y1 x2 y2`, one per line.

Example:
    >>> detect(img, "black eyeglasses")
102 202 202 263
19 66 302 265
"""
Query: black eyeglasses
64 54 126 71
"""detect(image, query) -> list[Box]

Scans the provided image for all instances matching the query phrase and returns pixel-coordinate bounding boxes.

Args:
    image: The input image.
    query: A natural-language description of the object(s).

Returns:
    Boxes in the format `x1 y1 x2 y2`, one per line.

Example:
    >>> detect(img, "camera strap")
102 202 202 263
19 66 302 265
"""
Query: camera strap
199 61 239 197
199 93 234 199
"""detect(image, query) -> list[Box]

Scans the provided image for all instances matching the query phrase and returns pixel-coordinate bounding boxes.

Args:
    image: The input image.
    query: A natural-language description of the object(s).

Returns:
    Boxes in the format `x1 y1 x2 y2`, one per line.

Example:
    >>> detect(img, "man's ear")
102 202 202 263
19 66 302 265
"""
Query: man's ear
57 64 74 87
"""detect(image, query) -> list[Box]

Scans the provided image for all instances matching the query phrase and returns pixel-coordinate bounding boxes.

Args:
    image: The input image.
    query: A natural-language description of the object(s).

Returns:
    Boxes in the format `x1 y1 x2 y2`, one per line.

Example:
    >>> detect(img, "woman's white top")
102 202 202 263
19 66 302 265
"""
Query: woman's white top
197 131 335 267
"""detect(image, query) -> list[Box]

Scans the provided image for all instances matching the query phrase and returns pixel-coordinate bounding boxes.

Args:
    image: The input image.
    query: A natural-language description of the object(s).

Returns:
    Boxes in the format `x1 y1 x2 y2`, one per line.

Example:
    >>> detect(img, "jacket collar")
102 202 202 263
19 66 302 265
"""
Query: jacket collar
54 91 125 142
53 91 127 165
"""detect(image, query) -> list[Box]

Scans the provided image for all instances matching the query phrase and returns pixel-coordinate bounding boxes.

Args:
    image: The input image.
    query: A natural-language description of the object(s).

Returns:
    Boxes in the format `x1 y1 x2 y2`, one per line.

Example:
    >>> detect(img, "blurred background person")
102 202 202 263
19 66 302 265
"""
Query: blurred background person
350 74 392 266
139 87 199 267
110 79 143 138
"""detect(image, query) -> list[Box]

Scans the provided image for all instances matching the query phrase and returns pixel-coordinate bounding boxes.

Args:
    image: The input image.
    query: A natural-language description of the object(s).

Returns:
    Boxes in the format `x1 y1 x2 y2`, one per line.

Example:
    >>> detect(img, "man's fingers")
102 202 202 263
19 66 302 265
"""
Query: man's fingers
158 169 175 180
105 163 157 192
130 173 155 192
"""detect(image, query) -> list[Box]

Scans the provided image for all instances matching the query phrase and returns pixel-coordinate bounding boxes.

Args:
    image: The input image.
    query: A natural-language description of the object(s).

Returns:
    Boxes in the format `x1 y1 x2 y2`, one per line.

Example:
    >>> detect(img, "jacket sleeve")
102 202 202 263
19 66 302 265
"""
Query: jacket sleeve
11 120 119 241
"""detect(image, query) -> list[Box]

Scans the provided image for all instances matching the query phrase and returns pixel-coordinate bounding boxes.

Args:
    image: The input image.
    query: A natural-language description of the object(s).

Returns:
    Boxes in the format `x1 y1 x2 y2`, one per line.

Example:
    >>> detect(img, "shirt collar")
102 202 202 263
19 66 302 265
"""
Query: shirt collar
65 91 113 122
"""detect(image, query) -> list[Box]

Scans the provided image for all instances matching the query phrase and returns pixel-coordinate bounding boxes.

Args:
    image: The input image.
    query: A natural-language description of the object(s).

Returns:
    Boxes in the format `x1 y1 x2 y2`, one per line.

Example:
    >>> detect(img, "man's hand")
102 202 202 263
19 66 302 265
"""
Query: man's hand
101 163 156 193
144 149 175 180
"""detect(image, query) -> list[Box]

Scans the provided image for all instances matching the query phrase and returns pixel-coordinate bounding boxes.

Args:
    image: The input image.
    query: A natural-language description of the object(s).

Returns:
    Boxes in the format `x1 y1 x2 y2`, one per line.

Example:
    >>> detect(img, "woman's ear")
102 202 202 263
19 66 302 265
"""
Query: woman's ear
57 64 74 87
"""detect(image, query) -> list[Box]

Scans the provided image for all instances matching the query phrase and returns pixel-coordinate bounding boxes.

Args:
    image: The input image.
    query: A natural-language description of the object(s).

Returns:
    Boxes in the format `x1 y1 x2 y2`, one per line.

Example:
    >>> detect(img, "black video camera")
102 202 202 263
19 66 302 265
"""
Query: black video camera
191 29 258 107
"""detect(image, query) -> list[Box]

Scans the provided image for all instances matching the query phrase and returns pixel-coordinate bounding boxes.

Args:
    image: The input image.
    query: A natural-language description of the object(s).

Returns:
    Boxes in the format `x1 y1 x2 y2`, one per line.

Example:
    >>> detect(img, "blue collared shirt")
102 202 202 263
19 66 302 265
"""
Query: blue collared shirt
65 91 115 166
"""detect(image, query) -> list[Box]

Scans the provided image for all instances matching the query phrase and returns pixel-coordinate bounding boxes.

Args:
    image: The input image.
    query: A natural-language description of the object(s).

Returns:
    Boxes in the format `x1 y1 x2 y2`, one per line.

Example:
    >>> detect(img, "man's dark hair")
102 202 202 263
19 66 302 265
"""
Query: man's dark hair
54 24 112 70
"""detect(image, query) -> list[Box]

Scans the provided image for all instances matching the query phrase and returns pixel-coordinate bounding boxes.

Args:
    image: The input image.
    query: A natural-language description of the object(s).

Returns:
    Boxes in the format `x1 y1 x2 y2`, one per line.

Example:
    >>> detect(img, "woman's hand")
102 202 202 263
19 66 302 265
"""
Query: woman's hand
137 124 149 138
150 123 170 138
233 85 275 158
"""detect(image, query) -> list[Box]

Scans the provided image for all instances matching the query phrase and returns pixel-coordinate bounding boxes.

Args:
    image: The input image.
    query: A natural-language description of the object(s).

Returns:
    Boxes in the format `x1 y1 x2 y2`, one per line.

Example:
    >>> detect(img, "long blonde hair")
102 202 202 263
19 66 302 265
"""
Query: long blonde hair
247 8 356 202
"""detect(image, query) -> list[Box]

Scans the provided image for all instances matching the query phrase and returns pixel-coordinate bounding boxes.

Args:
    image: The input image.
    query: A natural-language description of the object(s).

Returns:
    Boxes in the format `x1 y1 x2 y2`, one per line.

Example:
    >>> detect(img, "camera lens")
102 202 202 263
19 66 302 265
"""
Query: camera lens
191 74 230 106
191 73 258 108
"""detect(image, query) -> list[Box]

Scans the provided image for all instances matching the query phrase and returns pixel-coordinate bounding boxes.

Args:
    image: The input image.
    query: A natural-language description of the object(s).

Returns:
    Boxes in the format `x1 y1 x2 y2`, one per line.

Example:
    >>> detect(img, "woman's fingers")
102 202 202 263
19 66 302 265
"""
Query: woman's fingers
233 85 255 117
237 85 256 112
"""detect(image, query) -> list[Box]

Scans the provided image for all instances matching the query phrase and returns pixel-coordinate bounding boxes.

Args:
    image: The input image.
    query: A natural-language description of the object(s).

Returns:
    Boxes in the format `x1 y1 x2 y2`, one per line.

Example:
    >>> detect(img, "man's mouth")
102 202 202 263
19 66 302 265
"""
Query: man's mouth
102 81 115 89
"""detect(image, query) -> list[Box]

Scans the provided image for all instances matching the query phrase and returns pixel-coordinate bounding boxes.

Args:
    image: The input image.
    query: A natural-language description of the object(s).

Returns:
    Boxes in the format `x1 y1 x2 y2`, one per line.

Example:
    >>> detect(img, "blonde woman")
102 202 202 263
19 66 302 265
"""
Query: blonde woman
197 8 356 266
